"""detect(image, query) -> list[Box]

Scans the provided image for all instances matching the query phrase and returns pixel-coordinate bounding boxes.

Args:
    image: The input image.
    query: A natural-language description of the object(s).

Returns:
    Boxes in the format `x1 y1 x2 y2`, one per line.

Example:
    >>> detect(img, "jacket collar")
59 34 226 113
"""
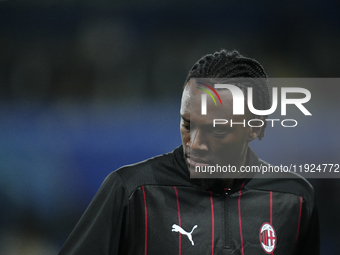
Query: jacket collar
173 145 260 195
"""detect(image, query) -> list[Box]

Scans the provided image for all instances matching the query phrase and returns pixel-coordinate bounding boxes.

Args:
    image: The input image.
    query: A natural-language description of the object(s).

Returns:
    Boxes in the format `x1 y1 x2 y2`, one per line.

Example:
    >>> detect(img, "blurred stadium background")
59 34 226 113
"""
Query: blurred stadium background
0 1 340 254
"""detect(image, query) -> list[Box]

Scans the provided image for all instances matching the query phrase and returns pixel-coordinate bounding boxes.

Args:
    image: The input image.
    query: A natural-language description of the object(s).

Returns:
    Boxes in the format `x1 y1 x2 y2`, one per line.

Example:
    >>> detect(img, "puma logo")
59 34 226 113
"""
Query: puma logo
172 224 198 246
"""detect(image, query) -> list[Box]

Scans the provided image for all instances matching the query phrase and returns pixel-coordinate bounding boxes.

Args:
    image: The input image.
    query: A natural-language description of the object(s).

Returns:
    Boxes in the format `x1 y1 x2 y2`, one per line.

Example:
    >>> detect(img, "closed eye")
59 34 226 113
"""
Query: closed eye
211 131 228 138
181 116 191 130
182 123 190 130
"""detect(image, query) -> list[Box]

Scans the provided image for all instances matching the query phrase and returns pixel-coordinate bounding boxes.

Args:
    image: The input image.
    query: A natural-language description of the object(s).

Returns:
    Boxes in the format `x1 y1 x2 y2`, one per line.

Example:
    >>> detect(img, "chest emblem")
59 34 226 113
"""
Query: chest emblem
259 223 277 254
172 224 198 246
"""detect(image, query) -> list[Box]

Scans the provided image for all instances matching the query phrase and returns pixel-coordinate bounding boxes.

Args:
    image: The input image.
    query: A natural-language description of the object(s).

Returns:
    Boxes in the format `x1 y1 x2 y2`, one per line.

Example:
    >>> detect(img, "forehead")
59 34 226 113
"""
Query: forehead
181 79 246 120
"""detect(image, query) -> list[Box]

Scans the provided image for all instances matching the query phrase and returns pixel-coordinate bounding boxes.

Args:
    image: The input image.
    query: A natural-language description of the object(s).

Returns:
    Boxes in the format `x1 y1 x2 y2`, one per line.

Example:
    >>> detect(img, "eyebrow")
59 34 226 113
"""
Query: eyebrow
180 115 230 129
180 115 190 123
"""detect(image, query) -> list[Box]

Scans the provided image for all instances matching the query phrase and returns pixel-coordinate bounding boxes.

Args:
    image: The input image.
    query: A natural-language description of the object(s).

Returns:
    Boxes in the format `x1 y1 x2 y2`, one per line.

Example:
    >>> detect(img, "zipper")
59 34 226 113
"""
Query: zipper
224 189 231 249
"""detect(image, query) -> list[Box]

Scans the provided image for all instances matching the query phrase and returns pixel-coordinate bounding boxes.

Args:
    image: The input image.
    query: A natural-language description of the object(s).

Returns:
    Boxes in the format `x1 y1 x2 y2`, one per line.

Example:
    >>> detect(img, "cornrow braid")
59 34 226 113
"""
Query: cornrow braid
185 49 270 140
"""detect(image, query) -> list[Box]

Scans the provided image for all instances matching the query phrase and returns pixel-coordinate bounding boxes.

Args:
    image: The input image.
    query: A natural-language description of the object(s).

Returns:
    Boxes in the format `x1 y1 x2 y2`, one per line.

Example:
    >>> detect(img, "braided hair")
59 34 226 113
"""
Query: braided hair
185 49 270 140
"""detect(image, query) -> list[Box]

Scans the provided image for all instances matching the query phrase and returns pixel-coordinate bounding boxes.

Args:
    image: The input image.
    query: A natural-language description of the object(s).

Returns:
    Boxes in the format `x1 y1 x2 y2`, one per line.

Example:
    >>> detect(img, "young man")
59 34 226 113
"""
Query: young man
59 50 319 255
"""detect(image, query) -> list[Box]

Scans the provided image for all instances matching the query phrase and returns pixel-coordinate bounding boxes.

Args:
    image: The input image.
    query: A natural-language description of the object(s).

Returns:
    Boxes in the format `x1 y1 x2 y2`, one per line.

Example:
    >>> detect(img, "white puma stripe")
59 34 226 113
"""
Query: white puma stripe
171 224 198 246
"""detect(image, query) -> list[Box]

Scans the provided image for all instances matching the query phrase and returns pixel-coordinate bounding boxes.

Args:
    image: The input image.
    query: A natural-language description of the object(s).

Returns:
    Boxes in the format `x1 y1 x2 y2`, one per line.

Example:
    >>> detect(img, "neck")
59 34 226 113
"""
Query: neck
221 146 249 188
222 178 234 188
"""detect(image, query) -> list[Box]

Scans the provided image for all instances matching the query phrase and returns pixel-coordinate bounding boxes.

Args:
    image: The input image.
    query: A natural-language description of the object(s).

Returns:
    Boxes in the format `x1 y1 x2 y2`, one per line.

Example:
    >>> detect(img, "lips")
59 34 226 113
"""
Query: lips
187 157 210 167
185 154 211 167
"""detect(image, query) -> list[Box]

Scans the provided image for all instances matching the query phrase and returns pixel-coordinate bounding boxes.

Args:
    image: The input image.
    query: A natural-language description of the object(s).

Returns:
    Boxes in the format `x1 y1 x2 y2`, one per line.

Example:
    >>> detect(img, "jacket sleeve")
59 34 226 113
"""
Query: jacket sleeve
58 171 128 255
296 200 320 255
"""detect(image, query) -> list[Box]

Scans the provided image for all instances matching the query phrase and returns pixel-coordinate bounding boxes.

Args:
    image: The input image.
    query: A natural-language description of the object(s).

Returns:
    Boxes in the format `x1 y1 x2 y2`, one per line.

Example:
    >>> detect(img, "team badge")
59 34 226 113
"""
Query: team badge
259 223 277 253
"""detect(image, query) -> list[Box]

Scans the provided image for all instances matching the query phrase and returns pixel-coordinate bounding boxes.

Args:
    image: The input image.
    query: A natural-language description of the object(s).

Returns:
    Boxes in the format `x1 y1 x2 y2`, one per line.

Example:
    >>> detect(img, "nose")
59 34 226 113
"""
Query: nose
189 129 209 151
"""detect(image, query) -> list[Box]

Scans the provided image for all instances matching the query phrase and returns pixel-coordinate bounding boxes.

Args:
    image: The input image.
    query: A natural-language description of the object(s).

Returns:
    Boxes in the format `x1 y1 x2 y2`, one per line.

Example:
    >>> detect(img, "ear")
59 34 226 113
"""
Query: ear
247 121 263 142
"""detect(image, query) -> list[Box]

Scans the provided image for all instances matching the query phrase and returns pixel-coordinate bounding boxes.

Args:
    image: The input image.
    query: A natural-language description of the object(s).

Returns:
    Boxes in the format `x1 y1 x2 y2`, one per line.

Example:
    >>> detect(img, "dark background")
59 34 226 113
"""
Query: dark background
0 1 340 254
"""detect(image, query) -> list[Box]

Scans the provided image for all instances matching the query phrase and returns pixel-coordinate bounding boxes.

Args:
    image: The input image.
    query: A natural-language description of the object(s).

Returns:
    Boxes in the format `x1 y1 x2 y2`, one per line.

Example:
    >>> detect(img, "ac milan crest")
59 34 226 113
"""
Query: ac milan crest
259 223 277 254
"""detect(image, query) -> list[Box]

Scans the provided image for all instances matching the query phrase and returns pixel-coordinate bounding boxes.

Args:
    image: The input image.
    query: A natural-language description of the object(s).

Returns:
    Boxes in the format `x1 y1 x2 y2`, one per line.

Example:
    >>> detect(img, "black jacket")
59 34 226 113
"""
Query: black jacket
59 146 319 255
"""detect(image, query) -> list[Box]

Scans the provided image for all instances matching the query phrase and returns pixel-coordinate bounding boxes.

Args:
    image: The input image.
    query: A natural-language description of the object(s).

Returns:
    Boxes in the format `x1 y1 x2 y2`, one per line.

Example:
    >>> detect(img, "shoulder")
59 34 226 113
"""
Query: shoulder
116 149 175 177
246 162 315 214
107 146 191 197
245 148 315 213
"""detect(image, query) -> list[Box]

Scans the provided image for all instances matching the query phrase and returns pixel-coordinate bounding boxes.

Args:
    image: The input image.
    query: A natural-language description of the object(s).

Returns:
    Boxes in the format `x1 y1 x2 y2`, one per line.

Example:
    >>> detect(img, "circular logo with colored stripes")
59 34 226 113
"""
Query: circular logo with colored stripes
259 223 276 254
